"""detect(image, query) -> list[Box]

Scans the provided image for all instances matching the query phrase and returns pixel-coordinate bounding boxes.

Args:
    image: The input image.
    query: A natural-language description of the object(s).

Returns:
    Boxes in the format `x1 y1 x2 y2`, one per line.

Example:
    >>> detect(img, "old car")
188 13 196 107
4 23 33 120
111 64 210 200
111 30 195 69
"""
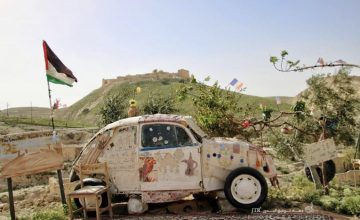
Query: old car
70 114 277 211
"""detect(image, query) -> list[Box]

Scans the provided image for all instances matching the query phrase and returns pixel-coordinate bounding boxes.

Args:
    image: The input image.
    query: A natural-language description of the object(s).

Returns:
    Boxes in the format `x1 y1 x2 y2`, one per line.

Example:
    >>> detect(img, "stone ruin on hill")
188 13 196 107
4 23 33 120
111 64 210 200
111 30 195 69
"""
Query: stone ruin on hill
101 69 191 86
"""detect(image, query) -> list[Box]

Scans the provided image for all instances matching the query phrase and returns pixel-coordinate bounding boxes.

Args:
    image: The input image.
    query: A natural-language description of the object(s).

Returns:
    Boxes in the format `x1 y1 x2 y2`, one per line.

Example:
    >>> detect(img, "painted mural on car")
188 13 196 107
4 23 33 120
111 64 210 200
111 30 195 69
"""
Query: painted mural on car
70 114 277 210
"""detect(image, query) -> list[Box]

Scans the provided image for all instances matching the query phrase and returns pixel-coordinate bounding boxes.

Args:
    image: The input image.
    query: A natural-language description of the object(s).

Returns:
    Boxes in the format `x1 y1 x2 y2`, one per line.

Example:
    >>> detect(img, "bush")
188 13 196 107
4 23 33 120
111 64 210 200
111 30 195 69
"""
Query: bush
18 206 67 220
319 195 340 211
142 92 177 115
267 175 360 216
81 108 90 115
339 196 360 215
99 88 133 125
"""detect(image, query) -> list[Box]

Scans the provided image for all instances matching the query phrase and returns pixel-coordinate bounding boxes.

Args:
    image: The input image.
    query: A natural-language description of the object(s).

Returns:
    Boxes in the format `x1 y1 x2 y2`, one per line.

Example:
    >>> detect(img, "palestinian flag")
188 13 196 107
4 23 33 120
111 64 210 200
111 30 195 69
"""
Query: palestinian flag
42 41 77 87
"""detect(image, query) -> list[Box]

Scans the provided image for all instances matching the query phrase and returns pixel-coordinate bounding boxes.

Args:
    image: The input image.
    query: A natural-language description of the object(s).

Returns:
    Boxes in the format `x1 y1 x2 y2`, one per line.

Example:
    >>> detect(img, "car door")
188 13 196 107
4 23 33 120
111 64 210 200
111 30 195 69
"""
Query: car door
99 126 140 192
139 122 202 191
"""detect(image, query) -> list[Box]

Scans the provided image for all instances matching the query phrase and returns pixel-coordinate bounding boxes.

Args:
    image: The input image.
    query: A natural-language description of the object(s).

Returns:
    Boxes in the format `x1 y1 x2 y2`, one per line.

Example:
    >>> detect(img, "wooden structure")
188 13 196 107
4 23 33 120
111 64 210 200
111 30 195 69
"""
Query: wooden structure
0 131 66 219
67 162 113 220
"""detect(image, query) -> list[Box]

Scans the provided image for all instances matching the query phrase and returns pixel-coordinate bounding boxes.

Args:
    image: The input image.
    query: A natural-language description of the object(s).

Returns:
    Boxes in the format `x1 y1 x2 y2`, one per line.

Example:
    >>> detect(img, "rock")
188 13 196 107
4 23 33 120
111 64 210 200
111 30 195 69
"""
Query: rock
45 194 57 203
1 204 8 211
14 193 25 201
217 199 237 212
215 191 226 199
17 201 25 209
24 201 33 209
291 201 302 208
0 195 8 203
33 199 42 206
128 197 148 214
293 162 305 170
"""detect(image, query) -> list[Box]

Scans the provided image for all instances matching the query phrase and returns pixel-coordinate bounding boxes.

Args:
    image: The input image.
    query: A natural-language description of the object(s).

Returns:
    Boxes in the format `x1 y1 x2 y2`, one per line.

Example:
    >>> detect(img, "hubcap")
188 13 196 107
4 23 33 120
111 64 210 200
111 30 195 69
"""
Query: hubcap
230 174 261 204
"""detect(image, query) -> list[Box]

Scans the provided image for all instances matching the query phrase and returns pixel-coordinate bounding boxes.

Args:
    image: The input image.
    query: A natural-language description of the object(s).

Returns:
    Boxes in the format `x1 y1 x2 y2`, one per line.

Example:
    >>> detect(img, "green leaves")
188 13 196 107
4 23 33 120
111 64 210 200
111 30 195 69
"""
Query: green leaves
270 50 302 72
177 77 245 138
142 92 177 115
281 50 288 58
303 69 359 146
262 108 273 121
99 87 132 125
270 56 278 64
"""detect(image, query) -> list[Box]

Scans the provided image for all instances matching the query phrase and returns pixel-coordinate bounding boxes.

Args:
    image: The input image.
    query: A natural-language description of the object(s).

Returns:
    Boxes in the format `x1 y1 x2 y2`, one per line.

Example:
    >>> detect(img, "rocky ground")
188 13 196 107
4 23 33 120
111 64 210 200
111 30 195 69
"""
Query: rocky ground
0 185 60 219
0 182 357 220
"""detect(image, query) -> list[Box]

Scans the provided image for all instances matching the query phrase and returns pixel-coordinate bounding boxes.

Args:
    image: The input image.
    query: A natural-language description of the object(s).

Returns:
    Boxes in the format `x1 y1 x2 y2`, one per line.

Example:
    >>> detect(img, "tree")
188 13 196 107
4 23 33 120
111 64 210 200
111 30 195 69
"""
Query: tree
142 92 178 115
268 52 360 159
99 88 132 125
269 51 360 191
270 50 359 72
178 78 256 139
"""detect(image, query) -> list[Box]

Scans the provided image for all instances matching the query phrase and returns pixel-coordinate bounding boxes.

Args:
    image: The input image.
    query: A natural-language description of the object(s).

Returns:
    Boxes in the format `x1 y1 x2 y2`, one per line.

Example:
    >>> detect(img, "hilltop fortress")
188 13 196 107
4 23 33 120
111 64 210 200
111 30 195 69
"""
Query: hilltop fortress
102 69 191 86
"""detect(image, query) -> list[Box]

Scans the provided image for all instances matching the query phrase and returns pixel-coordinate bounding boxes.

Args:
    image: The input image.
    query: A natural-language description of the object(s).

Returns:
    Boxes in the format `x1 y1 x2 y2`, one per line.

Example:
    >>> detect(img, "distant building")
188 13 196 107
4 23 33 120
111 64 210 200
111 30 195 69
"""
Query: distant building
101 69 191 86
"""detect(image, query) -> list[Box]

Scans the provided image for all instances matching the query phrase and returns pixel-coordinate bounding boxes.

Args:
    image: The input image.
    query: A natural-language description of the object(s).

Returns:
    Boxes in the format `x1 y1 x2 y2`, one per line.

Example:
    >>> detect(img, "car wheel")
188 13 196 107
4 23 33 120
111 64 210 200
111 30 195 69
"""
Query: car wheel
224 167 268 209
304 160 336 184
74 179 108 209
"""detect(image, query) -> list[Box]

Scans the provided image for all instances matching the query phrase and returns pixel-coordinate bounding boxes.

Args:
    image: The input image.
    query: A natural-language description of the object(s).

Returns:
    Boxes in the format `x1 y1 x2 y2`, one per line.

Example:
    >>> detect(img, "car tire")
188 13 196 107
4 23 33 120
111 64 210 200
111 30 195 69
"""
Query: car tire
73 179 108 209
224 167 268 209
304 160 336 184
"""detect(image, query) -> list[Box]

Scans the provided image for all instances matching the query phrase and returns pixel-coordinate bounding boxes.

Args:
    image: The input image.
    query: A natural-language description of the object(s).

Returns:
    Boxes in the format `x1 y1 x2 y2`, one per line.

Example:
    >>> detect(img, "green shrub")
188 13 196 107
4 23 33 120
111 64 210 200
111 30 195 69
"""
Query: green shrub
338 196 360 215
142 92 177 115
343 188 353 197
18 206 67 220
319 195 340 211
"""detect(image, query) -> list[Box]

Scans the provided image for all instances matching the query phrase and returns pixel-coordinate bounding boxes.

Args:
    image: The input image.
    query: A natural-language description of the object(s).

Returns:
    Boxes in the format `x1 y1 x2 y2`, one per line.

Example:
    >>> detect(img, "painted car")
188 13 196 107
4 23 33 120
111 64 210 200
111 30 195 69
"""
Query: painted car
70 114 277 210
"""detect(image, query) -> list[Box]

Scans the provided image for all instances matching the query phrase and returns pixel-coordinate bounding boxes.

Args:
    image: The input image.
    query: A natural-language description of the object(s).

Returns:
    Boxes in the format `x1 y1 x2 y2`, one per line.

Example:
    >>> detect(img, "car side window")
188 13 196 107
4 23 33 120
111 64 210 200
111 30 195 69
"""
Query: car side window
175 126 193 146
142 124 177 148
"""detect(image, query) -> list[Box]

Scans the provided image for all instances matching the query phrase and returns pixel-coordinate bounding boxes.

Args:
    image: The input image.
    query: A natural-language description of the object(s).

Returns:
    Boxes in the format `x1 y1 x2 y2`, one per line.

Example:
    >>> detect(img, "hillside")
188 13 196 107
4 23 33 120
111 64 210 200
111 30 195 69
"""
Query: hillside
0 107 50 118
4 73 358 128
56 72 294 126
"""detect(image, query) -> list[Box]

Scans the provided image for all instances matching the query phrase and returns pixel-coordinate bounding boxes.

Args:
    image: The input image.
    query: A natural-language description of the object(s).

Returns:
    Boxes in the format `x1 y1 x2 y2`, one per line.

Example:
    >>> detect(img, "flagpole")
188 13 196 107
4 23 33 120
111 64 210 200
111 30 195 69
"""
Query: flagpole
47 80 55 130
46 79 66 206
43 40 77 207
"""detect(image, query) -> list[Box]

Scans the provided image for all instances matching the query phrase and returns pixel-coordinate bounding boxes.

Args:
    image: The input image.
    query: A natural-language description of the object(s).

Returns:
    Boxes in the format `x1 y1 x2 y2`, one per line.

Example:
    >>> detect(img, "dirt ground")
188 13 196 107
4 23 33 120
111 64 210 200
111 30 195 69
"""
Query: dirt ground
0 183 356 220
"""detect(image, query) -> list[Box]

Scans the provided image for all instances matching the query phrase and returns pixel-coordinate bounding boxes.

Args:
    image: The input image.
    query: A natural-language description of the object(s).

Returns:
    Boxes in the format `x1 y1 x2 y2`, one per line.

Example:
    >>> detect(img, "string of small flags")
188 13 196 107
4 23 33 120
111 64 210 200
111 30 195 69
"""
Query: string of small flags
229 78 247 92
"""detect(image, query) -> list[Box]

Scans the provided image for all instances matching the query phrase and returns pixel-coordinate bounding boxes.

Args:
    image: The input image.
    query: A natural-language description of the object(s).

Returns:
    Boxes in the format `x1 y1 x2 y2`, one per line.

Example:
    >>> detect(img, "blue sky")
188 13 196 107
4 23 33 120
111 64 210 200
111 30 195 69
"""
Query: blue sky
0 0 359 108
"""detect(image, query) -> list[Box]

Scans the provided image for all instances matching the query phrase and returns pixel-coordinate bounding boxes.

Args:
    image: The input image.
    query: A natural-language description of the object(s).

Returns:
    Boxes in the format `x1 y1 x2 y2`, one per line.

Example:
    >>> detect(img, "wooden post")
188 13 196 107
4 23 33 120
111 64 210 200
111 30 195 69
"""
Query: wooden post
322 162 329 194
309 166 322 189
7 178 15 220
57 169 67 205
355 133 360 159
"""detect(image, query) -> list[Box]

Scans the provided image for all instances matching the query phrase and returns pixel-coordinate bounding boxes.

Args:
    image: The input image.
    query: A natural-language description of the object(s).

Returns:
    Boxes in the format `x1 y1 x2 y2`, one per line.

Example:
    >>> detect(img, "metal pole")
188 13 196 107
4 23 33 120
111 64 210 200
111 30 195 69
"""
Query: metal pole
57 169 67 205
47 81 55 130
30 101 33 124
7 178 15 220
6 103 9 117
47 80 66 205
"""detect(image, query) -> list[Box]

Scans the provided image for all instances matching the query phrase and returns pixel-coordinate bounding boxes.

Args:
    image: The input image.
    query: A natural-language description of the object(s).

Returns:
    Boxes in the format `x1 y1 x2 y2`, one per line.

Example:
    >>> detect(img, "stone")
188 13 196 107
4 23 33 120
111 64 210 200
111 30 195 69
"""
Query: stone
24 201 33 209
217 199 237 212
1 203 8 211
0 195 8 203
14 193 25 201
127 197 148 214
45 194 57 203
